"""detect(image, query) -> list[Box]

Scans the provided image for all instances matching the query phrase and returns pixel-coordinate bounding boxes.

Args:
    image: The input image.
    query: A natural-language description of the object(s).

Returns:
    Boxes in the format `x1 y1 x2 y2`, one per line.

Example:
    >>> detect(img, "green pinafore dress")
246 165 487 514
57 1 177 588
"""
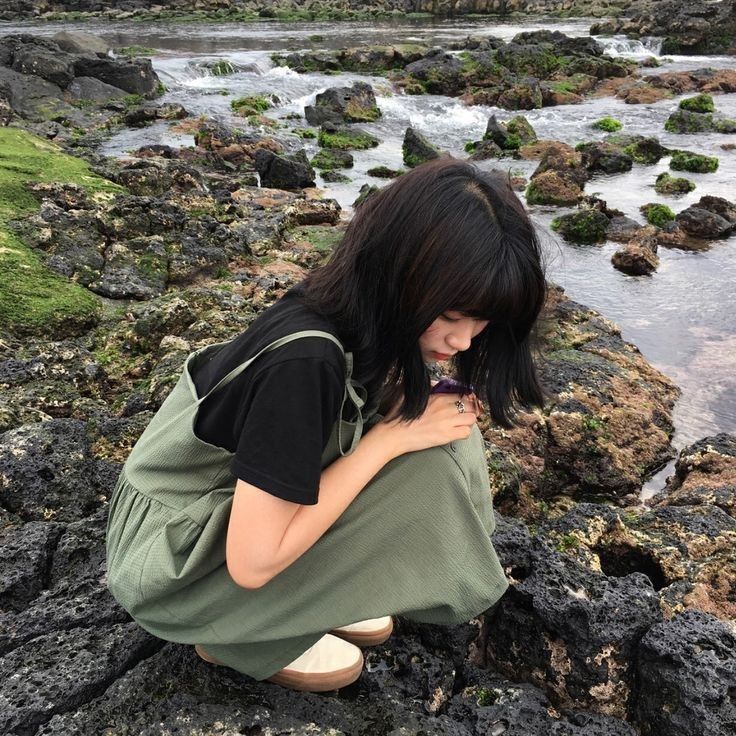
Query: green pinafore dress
105 330 509 681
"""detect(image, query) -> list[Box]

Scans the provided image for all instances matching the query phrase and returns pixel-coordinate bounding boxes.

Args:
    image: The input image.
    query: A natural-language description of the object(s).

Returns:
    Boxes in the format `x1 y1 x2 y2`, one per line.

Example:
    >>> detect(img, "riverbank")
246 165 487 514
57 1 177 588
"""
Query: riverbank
1 23 735 736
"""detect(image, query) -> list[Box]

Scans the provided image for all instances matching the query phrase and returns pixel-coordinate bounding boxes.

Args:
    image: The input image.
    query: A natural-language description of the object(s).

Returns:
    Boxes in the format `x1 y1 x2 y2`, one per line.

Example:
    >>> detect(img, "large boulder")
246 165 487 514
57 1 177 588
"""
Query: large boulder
72 56 160 97
578 142 633 175
404 48 465 95
66 76 129 102
402 127 440 168
525 170 582 206
676 207 734 239
254 148 316 190
611 232 659 275
51 31 110 57
12 43 77 88
304 81 380 126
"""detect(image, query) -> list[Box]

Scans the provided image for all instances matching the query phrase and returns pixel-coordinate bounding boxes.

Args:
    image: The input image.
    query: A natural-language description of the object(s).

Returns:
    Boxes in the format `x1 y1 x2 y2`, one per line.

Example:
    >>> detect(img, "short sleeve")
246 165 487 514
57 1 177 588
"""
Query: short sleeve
231 356 344 505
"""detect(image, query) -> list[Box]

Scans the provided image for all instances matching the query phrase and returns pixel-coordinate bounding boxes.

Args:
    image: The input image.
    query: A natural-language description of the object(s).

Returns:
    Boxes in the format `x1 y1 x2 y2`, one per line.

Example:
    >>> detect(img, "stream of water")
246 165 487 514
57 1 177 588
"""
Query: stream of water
4 16 736 494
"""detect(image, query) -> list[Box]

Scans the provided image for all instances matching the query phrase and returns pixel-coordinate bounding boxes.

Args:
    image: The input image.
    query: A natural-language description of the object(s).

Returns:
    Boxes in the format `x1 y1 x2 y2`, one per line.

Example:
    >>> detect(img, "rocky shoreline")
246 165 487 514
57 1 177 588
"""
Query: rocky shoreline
1 27 735 736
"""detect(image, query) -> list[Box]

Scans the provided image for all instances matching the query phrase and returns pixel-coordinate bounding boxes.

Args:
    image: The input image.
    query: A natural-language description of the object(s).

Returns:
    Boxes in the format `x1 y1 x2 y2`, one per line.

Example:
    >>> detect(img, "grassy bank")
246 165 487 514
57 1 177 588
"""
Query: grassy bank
0 128 123 337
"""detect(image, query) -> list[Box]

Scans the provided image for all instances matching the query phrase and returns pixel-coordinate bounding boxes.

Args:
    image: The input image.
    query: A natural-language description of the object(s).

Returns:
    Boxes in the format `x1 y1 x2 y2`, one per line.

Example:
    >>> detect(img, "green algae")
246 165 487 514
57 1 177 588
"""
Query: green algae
0 128 122 337
318 128 379 150
679 94 715 114
641 203 676 227
592 116 622 132
670 150 719 173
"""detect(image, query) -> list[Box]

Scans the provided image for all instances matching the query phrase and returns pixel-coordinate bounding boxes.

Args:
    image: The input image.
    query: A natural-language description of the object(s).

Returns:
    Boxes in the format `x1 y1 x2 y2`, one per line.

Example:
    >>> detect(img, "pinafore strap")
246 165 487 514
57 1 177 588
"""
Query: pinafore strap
186 330 365 456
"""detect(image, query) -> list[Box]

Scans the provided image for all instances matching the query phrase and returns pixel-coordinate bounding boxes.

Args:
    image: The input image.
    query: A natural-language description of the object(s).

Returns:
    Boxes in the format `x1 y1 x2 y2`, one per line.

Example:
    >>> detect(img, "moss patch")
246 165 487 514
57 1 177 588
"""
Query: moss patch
654 172 695 195
679 93 715 114
641 203 676 227
0 128 122 337
318 127 379 150
670 150 719 173
230 95 274 117
592 116 622 132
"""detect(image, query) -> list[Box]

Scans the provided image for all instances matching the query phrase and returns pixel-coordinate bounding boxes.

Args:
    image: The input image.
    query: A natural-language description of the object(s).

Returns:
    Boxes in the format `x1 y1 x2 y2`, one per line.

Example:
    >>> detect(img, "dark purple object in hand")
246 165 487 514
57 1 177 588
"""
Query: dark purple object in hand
430 377 474 395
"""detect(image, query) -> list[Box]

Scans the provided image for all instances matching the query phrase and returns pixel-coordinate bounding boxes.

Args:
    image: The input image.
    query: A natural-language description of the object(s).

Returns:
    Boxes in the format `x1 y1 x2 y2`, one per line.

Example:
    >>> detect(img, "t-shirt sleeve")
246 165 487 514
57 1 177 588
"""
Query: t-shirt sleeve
231 356 344 505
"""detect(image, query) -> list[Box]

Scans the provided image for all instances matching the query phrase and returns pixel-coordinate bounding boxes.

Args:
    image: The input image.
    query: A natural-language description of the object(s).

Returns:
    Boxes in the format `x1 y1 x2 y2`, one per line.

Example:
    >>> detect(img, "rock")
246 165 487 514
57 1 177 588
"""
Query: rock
402 126 440 168
676 207 733 239
404 48 464 95
640 203 676 228
51 31 110 57
507 114 537 144
66 76 128 102
254 148 316 190
468 139 503 161
552 208 611 244
353 183 380 207
654 172 695 195
694 194 736 225
366 165 402 179
486 516 663 720
123 102 187 127
679 92 715 113
317 123 380 151
525 170 582 206
654 433 736 518
12 43 77 88
310 147 354 171
71 56 160 98
606 215 646 242
670 150 719 173
664 108 736 134
0 622 161 736
484 114 509 148
497 77 543 110
597 0 736 55
304 81 380 126
0 65 73 122
578 142 633 174
0 521 63 611
612 233 659 276
636 610 736 735
618 136 668 165
0 419 112 523
531 142 588 186
320 170 351 183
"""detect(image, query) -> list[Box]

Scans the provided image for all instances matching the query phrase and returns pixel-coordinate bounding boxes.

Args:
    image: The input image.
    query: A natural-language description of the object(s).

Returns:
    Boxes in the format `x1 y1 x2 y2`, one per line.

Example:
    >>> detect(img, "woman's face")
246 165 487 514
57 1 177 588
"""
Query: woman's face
419 311 489 363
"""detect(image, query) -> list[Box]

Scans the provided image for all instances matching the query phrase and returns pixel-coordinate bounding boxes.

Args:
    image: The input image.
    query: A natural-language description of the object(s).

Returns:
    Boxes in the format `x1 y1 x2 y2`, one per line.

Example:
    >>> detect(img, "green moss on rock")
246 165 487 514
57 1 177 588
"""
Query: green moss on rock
670 150 719 173
641 203 676 227
592 116 622 132
654 172 696 195
0 129 122 337
551 209 609 244
679 94 715 114
230 95 273 117
318 127 379 150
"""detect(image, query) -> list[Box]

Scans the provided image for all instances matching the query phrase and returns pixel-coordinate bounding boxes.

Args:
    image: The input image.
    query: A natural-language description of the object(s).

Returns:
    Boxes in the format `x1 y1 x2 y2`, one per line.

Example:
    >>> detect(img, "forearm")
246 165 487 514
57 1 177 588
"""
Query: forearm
263 427 396 583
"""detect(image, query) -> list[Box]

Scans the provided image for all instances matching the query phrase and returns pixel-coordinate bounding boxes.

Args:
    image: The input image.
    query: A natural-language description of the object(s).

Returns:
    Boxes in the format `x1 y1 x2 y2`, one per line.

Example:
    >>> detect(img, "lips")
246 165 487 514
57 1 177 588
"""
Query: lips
432 352 455 360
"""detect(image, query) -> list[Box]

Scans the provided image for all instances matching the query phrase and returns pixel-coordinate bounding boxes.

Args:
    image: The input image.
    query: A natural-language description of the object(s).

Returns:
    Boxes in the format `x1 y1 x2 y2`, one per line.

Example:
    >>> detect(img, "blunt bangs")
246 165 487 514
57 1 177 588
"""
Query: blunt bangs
300 156 547 426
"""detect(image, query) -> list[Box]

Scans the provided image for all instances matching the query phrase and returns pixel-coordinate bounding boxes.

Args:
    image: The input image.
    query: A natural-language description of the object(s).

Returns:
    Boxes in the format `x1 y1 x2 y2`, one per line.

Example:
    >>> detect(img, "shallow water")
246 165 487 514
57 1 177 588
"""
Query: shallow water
4 16 736 493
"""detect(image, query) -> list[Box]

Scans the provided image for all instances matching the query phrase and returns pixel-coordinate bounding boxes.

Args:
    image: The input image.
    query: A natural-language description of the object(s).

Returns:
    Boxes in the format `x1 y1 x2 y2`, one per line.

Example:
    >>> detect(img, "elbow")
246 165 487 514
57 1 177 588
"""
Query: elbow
226 557 272 590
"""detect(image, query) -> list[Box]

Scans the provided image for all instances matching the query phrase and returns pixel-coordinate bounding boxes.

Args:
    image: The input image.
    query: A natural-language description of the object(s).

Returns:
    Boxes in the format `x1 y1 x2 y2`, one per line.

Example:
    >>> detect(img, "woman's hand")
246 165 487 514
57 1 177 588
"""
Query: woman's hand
372 393 479 459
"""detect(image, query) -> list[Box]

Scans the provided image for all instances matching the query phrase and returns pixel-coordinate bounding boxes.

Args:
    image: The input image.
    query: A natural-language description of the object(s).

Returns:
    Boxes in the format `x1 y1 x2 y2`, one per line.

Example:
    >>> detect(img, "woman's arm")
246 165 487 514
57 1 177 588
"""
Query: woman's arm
226 393 477 589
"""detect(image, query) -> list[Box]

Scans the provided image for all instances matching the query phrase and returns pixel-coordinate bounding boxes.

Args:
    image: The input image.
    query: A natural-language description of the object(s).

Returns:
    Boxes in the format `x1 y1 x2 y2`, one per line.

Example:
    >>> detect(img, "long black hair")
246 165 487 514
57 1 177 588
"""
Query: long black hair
300 156 546 427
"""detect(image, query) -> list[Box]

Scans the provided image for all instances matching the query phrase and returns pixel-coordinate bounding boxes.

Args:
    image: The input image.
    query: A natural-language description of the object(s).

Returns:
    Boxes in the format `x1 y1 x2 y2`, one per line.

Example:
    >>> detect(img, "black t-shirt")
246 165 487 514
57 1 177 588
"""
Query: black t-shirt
192 285 345 505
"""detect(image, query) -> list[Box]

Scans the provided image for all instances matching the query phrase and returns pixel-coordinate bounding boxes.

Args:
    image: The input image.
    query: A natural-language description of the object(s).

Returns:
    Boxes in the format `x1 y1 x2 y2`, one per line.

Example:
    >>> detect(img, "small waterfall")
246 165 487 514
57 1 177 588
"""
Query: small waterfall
597 35 664 58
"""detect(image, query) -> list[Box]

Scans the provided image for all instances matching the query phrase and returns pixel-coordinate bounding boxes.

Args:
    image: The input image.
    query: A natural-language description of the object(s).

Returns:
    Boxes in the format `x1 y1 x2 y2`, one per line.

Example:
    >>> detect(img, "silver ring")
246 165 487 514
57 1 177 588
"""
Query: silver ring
455 400 465 414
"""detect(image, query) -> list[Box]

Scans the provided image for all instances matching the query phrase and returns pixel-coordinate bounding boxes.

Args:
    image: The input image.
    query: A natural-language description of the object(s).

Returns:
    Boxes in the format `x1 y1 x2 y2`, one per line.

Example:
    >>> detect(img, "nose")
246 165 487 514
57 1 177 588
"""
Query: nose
446 322 475 352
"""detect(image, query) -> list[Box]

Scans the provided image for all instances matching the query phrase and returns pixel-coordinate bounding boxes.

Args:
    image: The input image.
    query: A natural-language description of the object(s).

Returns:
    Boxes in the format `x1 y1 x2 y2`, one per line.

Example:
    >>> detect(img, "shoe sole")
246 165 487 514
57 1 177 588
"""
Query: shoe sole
330 617 394 647
267 651 364 692
195 644 364 692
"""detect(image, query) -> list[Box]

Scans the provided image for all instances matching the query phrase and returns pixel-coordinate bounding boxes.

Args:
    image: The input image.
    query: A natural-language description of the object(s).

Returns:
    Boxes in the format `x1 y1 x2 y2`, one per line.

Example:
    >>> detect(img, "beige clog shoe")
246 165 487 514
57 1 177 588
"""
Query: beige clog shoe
330 615 394 647
195 633 364 692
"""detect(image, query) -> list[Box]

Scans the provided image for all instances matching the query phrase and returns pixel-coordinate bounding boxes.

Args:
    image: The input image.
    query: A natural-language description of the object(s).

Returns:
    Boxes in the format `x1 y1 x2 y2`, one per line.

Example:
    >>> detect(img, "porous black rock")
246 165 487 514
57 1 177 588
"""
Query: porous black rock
636 609 736 736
